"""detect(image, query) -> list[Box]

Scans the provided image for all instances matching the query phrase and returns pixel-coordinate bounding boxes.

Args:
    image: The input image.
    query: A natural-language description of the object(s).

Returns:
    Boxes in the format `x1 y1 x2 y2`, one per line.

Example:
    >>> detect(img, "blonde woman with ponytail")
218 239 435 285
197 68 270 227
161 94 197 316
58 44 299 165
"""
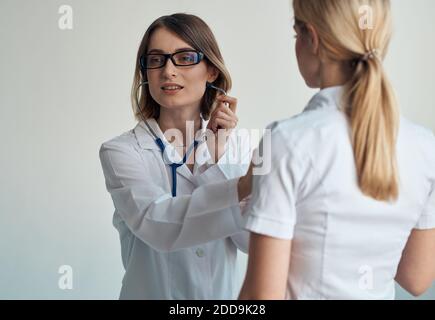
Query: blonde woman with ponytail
238 0 435 299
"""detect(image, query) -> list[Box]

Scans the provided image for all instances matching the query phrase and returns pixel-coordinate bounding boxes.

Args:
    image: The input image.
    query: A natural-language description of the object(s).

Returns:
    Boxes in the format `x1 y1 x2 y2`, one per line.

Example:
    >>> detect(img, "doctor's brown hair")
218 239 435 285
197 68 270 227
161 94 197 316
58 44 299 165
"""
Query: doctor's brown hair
131 13 232 121
293 0 399 201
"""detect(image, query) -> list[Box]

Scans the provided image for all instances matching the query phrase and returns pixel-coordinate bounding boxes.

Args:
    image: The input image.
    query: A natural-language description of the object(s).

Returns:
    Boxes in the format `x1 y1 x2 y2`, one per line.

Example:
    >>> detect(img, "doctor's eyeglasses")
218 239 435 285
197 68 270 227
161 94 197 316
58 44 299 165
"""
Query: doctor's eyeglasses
140 50 205 70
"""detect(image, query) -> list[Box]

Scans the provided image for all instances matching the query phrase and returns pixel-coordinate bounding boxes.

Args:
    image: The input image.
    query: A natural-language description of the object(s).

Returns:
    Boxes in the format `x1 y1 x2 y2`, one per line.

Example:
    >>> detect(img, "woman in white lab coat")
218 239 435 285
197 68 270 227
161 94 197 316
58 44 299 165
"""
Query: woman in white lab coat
239 0 435 299
99 13 250 299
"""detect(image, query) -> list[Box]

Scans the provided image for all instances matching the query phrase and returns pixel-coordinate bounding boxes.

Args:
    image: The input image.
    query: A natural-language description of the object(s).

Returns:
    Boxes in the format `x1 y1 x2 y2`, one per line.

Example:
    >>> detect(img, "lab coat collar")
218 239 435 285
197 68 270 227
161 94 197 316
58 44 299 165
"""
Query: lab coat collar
133 120 160 150
134 117 211 182
303 85 344 113
134 117 209 150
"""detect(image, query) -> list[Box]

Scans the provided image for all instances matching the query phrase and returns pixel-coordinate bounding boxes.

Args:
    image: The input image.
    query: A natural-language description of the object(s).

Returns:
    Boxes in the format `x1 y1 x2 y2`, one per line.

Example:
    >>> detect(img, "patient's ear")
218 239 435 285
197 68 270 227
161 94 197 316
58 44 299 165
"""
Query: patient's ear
306 23 320 56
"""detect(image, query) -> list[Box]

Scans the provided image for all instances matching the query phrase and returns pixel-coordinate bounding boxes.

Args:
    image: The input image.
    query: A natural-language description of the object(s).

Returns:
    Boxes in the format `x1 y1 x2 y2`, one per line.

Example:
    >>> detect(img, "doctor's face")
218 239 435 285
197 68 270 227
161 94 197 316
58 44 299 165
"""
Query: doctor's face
146 27 217 113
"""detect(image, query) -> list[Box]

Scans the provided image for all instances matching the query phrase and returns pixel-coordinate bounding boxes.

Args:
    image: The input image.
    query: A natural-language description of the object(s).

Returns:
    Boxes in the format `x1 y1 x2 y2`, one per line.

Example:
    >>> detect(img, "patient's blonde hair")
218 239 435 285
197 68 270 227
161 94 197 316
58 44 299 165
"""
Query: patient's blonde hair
293 0 399 201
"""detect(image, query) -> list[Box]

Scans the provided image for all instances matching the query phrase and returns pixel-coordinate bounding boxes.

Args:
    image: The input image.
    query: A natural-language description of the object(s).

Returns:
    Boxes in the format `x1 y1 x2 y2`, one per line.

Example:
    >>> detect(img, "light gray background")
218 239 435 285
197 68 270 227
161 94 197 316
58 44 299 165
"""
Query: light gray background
0 0 433 299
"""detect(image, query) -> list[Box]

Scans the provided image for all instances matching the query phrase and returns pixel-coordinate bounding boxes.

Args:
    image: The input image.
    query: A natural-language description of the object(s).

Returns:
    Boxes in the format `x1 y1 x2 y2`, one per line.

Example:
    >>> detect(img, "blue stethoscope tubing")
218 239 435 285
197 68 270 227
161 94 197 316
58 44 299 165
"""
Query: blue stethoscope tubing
143 120 200 197
135 81 226 197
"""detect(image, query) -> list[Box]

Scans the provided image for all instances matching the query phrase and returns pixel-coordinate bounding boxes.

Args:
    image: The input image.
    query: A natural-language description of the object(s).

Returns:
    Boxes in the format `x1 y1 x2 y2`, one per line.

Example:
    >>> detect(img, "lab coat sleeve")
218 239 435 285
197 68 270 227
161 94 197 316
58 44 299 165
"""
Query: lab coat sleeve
228 231 249 253
195 129 252 185
99 140 243 252
228 196 252 253
194 130 252 253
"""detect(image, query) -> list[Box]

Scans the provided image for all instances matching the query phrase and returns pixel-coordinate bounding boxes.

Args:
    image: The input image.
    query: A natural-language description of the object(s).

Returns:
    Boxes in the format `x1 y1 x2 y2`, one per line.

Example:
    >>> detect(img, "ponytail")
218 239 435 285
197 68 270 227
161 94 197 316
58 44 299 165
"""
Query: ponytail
293 0 399 201
344 52 399 201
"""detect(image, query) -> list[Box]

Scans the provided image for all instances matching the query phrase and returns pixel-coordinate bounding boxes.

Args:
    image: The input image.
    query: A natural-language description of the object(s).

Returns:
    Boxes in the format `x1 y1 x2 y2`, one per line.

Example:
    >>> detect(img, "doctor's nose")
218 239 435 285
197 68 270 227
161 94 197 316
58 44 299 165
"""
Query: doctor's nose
161 58 178 78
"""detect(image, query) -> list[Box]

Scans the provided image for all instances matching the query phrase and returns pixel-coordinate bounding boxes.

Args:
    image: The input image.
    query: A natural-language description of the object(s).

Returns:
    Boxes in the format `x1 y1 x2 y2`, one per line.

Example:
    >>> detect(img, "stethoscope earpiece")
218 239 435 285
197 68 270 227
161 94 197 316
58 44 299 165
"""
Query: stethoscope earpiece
206 82 229 131
206 82 227 96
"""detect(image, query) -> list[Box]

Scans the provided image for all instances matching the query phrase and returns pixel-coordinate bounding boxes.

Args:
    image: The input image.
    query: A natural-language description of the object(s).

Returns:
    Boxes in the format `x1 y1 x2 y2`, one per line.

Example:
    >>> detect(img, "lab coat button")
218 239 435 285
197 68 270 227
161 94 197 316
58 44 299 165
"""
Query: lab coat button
196 248 205 258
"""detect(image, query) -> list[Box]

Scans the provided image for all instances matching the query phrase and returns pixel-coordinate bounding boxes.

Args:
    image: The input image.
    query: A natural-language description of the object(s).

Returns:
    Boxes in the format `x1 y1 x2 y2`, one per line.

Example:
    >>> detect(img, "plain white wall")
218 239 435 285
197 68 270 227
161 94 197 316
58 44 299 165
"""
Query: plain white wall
0 0 433 299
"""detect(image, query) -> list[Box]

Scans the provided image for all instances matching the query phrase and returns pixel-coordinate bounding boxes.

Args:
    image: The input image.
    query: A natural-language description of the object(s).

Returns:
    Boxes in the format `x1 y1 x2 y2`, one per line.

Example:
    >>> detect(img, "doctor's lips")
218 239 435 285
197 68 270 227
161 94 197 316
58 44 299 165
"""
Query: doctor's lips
161 82 184 94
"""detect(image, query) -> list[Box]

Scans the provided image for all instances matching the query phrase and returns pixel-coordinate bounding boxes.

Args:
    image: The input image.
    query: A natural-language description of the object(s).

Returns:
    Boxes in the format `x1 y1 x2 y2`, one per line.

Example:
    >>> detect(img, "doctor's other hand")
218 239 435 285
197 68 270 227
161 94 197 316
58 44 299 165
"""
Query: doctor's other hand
237 161 254 204
206 95 238 162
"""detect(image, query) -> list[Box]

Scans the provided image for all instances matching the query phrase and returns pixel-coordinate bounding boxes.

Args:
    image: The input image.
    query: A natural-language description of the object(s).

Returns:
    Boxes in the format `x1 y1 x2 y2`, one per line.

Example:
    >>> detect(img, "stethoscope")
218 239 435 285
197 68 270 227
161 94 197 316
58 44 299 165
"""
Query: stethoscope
135 80 227 197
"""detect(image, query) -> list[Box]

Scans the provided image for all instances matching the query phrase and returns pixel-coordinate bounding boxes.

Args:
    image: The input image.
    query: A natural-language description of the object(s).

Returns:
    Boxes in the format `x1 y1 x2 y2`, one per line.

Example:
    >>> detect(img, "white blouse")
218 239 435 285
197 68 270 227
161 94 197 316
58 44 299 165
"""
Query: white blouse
244 86 435 299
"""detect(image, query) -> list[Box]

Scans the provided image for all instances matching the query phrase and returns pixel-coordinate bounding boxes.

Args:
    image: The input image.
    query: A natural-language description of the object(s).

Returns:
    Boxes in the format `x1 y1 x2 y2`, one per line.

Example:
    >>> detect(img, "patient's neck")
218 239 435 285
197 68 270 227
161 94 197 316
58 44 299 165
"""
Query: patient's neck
319 60 352 89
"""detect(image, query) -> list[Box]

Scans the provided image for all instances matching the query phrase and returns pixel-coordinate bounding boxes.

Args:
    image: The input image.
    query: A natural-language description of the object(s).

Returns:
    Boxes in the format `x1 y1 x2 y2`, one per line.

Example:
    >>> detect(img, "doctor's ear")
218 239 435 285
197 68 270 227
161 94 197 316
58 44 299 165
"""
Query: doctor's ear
305 23 320 56
206 66 219 83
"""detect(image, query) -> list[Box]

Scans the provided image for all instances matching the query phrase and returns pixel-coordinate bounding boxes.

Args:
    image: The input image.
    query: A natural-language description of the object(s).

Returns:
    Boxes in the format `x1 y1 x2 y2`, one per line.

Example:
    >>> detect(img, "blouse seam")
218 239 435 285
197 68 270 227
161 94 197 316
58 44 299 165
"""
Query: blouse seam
277 126 330 299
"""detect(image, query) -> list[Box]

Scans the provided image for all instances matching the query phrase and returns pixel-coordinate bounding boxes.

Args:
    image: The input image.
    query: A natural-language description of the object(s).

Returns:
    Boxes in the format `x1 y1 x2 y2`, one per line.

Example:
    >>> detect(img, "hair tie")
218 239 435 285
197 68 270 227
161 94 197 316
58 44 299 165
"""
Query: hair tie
361 49 379 61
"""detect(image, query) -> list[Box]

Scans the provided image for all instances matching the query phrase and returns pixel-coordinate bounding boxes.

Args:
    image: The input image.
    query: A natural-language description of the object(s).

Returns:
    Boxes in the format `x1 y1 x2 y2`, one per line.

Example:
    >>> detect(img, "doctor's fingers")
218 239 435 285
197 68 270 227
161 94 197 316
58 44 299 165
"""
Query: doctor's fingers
209 106 238 130
215 110 238 125
214 117 237 130
213 102 239 122
216 95 237 113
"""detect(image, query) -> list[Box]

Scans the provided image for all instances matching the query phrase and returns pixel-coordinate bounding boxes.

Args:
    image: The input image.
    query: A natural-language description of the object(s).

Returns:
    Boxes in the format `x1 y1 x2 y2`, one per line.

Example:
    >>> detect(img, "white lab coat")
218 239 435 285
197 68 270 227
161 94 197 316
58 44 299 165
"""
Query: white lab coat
99 118 251 299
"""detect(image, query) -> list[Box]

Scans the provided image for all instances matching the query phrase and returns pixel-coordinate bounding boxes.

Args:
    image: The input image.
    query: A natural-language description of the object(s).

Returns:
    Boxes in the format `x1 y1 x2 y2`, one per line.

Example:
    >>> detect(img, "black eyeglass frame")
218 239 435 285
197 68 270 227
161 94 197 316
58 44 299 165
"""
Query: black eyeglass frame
140 50 205 70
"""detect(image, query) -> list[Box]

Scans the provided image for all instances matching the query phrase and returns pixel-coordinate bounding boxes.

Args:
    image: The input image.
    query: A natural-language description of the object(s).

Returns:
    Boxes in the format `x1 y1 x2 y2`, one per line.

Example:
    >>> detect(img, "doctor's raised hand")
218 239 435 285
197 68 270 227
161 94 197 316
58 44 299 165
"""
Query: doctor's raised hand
206 93 239 163
99 13 252 300
205 92 254 204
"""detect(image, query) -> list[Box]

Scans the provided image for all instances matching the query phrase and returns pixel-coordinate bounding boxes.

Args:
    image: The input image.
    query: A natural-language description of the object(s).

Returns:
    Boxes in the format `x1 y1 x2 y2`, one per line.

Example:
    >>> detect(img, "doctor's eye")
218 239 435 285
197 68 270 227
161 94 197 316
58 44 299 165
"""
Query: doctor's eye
179 53 195 62
174 51 200 65
147 55 165 65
